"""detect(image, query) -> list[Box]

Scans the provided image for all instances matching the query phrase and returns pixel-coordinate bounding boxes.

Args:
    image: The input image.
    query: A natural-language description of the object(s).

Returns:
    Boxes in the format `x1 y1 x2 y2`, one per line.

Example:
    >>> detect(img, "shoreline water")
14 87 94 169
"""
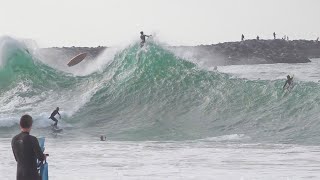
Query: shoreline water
2 137 320 180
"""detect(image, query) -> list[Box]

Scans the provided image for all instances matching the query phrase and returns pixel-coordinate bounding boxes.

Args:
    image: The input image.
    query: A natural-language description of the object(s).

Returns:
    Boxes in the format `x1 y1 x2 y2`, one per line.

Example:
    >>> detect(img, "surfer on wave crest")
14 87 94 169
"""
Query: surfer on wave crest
140 31 152 47
283 75 294 90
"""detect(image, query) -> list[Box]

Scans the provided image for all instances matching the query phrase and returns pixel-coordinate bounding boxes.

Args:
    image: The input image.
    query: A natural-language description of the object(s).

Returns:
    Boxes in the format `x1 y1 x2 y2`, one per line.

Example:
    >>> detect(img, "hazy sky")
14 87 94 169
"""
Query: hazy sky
0 0 319 47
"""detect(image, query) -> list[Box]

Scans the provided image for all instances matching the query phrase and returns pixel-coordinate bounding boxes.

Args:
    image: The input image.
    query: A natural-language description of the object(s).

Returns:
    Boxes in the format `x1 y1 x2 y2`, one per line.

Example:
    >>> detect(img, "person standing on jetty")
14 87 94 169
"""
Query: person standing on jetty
12 115 46 180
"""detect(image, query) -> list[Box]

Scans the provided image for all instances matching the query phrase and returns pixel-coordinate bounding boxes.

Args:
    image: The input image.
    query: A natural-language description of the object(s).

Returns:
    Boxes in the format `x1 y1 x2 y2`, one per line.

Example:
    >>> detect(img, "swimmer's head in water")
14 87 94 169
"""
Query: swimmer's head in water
287 75 290 79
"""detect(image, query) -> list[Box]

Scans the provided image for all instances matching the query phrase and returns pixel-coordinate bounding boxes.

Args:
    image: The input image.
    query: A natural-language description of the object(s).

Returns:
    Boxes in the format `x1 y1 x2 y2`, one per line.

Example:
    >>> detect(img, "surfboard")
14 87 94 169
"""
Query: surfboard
67 52 87 67
52 126 63 133
38 137 49 180
51 125 63 133
285 83 295 92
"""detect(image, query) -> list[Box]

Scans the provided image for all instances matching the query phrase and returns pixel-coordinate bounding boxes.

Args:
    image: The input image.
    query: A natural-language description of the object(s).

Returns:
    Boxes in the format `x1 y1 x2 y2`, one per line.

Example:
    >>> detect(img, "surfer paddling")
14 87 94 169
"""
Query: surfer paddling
283 75 294 91
12 115 46 180
140 31 152 47
49 107 61 127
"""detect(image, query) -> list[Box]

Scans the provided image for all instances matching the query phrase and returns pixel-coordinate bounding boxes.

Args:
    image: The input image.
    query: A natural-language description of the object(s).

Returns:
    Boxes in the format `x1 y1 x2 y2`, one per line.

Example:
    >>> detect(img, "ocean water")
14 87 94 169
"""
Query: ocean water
1 36 320 179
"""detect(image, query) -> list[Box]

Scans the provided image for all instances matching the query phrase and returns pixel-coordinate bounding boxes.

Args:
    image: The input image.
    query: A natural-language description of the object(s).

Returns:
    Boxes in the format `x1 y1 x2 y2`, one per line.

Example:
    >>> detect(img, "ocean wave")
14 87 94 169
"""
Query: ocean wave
1 37 320 144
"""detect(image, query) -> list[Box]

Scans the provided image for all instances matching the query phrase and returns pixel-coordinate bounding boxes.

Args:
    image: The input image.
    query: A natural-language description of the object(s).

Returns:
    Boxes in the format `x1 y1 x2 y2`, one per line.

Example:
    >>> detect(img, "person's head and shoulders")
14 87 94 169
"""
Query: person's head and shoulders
12 114 36 141
285 75 293 84
100 135 107 141
12 114 44 153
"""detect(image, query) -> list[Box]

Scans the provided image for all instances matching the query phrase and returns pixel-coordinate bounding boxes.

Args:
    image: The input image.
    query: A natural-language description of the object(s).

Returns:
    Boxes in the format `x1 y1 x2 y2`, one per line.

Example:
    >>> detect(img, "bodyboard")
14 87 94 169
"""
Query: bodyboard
51 125 63 133
40 162 49 180
38 137 49 180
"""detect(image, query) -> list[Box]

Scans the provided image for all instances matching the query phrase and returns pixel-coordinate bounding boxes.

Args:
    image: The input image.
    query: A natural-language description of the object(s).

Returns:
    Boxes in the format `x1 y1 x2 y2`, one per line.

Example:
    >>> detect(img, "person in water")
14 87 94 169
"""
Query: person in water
49 107 61 127
140 31 151 47
100 136 107 141
12 114 46 180
283 75 293 90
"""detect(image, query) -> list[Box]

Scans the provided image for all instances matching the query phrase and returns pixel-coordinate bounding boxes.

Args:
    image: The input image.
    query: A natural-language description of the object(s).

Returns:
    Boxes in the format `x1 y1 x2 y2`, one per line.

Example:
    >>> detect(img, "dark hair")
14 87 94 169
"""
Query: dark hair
20 115 33 128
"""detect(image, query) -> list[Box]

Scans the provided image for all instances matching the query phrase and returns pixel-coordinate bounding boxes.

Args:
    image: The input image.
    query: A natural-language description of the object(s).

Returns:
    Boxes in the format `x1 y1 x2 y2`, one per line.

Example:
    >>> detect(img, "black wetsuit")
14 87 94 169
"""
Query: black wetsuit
283 77 293 89
12 132 45 180
140 34 149 47
50 110 60 126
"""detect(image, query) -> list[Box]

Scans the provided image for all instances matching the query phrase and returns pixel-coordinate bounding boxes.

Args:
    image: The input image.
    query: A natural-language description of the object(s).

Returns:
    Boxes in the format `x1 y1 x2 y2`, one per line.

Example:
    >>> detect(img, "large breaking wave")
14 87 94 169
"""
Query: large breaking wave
1 37 320 144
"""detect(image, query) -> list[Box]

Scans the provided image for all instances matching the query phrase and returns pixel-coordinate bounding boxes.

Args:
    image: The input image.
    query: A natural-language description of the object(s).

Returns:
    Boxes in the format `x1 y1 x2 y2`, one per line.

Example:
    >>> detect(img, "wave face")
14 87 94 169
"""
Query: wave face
1 37 320 144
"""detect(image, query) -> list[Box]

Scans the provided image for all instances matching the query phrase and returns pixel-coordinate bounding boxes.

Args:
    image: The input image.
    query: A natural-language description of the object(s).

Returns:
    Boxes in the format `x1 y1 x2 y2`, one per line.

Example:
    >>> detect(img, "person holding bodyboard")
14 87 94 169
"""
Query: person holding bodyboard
11 115 47 180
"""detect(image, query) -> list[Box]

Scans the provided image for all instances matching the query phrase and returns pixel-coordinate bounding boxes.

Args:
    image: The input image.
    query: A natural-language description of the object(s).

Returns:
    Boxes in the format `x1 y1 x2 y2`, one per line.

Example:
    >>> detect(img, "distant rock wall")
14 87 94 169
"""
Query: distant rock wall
173 40 320 65
39 40 320 66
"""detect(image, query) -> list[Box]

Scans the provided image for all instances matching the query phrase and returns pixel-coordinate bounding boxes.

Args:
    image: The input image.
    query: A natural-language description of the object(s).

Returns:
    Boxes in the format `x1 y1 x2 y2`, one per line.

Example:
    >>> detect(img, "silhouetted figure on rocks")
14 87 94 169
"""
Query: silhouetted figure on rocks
273 32 276 39
241 34 245 41
256 36 260 40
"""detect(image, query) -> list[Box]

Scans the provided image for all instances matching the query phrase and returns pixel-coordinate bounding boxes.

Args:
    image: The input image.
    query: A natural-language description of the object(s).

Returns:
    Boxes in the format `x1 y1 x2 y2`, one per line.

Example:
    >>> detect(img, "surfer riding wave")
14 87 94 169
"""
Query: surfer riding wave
283 75 294 92
49 107 61 127
140 31 151 47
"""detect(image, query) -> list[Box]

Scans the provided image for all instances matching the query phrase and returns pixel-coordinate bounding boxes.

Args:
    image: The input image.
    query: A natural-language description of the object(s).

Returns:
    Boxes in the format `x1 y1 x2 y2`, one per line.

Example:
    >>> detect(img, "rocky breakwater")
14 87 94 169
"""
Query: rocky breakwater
173 40 320 65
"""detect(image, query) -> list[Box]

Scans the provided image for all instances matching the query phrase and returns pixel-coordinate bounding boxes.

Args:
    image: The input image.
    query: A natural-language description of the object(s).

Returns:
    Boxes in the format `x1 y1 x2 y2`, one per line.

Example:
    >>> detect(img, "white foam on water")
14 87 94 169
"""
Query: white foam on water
200 134 250 142
218 59 320 83
1 138 320 180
